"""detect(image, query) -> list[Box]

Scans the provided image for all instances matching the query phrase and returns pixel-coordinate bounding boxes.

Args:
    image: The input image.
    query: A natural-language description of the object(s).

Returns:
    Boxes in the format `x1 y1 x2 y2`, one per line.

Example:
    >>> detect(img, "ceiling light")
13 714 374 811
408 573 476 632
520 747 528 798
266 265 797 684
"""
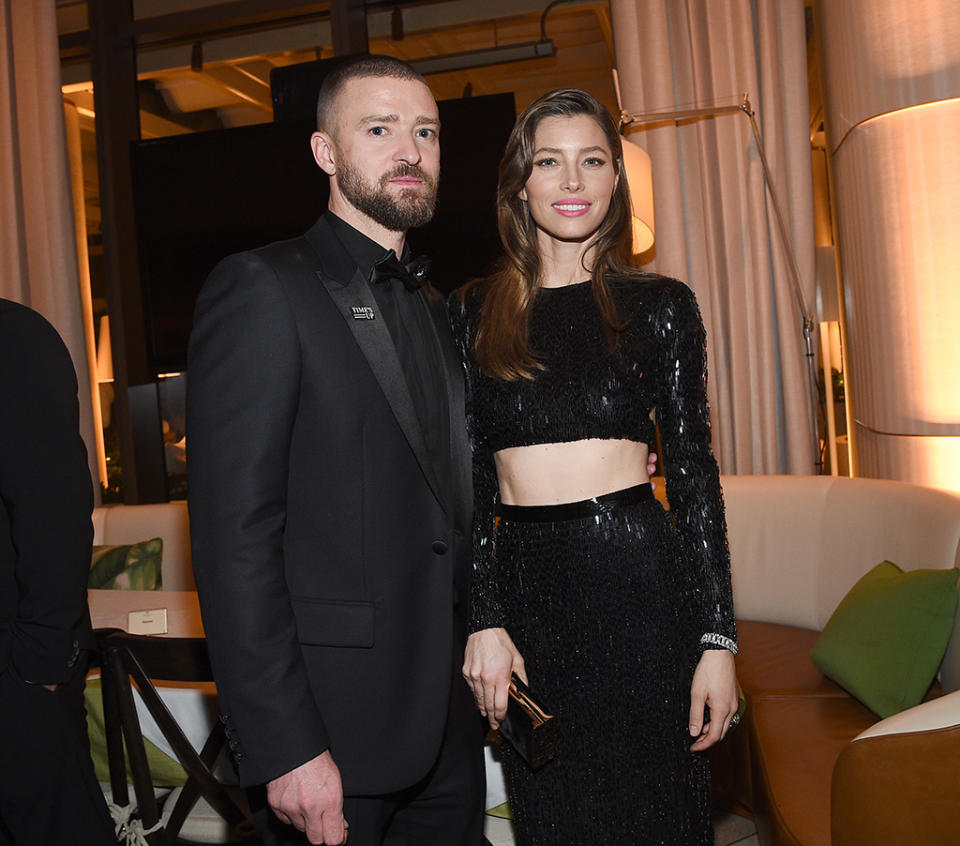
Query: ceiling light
409 40 555 76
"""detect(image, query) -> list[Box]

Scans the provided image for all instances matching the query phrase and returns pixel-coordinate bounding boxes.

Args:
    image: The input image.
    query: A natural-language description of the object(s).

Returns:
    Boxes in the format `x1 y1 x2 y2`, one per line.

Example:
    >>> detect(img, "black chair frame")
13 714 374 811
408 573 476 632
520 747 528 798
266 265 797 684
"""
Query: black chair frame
96 629 253 845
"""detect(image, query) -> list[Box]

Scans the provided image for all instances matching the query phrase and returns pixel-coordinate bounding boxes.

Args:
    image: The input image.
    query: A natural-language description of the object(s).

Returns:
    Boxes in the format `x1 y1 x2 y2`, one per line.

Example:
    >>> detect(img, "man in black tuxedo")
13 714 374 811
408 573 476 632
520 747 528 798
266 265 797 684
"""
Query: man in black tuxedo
0 299 116 845
187 55 484 845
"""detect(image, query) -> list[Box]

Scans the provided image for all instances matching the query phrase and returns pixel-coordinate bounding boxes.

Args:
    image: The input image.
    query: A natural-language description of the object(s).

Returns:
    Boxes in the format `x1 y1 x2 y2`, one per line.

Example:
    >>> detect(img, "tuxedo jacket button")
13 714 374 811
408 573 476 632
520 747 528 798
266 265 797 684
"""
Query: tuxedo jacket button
431 540 448 555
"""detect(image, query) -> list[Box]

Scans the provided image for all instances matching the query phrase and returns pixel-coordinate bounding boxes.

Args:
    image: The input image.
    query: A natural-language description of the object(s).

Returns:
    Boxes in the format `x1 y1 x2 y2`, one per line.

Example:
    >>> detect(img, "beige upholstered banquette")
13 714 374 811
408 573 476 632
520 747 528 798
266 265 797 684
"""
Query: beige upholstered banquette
713 475 960 846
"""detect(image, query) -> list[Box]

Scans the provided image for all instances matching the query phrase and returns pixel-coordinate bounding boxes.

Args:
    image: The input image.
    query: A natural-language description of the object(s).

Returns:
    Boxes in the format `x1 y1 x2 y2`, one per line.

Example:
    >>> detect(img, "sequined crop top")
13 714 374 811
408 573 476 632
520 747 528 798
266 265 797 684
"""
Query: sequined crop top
467 281 657 452
448 274 737 652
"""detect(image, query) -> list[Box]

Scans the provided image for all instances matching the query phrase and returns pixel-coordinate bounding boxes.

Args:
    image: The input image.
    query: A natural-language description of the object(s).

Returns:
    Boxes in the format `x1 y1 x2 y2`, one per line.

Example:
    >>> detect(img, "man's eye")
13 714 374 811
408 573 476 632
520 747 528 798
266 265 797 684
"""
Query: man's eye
416 128 435 139
370 126 387 136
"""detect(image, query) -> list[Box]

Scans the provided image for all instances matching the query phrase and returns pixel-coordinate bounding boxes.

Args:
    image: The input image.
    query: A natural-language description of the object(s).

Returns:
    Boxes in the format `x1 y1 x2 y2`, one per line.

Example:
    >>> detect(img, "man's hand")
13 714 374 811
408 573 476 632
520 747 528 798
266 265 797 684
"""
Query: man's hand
688 648 739 752
267 750 348 845
463 628 526 730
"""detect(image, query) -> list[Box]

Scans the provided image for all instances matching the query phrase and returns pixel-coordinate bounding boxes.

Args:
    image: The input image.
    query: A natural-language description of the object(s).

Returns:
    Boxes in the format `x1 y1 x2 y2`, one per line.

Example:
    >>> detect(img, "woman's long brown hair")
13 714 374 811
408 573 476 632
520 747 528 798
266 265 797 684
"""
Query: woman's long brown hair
462 88 641 381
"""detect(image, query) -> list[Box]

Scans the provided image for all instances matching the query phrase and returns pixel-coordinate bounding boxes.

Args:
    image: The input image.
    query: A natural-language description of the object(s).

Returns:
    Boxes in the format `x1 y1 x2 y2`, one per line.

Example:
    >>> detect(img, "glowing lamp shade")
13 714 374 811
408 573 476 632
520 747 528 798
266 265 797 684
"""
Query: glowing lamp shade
621 136 655 255
96 314 114 383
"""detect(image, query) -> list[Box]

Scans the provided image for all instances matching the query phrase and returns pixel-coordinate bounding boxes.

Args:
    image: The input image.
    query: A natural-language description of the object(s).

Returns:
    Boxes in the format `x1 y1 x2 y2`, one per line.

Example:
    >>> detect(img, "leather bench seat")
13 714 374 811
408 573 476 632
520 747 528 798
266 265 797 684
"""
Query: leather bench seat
735 621 847 699
711 620 946 844
710 620 846 815
748 695 877 846
703 476 960 843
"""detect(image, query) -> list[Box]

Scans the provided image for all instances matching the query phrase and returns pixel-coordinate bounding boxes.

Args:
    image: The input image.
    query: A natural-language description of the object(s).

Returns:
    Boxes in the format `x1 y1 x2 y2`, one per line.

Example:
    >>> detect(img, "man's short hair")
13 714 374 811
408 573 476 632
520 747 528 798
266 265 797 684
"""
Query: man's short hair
315 54 429 133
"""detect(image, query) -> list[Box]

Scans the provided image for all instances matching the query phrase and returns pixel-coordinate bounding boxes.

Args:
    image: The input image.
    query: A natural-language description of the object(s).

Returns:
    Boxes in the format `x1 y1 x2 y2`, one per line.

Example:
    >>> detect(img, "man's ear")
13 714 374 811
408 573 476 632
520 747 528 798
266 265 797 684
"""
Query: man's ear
311 131 336 176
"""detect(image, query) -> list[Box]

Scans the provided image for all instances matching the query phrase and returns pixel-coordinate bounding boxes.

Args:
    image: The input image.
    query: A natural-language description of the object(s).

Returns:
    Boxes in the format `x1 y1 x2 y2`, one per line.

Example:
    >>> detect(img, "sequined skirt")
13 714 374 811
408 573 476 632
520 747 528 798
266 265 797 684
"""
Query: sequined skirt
494 484 712 846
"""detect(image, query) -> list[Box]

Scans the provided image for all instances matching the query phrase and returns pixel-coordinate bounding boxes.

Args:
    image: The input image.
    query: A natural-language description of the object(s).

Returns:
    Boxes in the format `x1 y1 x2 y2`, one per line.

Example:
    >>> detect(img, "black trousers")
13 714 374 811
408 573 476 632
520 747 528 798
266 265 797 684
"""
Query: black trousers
0 657 116 846
252 643 487 846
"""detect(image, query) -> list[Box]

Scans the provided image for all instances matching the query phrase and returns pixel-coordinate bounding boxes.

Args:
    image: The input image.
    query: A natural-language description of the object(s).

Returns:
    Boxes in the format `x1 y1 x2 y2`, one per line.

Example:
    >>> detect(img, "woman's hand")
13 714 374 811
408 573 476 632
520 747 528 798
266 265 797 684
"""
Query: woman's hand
688 648 738 751
463 627 527 730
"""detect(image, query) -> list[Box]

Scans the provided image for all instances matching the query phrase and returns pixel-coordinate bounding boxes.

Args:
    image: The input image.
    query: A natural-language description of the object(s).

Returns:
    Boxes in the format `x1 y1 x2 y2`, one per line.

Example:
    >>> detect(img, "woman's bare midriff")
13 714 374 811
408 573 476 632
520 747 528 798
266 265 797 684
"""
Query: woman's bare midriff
494 438 650 506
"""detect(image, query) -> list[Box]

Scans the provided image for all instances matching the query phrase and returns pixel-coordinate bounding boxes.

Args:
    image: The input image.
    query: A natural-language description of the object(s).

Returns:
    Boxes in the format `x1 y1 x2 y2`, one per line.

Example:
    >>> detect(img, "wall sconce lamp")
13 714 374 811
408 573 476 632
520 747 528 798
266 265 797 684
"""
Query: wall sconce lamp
620 137 655 255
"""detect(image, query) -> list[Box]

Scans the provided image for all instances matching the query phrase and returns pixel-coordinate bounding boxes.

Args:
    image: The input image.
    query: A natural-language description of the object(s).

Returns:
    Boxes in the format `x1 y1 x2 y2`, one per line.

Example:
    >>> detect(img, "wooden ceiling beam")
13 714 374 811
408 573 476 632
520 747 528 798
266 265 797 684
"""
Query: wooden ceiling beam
200 66 274 111
128 1 331 48
61 1 333 62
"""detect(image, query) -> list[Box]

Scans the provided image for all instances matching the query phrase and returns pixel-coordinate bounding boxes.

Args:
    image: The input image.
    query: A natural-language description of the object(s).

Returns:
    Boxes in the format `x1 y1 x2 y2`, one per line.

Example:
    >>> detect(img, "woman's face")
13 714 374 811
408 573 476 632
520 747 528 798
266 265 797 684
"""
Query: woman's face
519 114 618 246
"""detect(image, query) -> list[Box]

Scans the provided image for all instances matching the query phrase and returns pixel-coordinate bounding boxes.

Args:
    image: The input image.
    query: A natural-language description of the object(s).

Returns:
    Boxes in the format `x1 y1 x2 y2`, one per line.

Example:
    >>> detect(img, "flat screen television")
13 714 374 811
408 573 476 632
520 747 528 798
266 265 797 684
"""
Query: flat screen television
131 92 515 373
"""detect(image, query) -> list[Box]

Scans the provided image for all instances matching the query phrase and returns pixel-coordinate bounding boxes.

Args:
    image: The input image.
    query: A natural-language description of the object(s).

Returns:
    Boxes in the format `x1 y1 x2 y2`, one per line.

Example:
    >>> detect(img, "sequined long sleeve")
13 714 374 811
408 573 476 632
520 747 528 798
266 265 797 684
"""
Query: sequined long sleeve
655 282 737 652
447 292 506 633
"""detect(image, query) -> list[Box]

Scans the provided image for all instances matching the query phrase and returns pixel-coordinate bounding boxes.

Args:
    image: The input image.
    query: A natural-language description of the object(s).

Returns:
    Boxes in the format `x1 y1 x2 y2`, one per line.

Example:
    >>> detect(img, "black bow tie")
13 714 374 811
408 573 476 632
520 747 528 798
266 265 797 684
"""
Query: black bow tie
371 252 431 292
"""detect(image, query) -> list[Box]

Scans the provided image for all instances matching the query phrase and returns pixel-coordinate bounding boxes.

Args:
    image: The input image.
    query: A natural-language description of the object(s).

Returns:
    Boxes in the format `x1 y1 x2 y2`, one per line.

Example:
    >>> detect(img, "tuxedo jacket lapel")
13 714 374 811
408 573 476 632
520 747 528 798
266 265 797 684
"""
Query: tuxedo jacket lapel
305 219 448 514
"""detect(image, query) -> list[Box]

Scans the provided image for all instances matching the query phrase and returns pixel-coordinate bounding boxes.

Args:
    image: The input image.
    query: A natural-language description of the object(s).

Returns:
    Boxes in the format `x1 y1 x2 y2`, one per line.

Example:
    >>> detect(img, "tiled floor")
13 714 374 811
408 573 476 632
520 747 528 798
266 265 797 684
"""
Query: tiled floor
483 809 758 845
713 810 759 846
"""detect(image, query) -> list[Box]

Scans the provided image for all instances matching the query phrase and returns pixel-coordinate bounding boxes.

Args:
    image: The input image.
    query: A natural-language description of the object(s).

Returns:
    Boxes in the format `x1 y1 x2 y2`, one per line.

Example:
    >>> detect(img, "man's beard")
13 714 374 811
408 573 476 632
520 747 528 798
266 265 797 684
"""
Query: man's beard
337 161 439 232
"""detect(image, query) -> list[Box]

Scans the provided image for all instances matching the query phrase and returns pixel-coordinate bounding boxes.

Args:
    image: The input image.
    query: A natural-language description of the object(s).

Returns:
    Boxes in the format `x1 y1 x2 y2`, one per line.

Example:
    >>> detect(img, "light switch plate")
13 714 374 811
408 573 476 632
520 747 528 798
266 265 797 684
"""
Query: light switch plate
128 608 168 635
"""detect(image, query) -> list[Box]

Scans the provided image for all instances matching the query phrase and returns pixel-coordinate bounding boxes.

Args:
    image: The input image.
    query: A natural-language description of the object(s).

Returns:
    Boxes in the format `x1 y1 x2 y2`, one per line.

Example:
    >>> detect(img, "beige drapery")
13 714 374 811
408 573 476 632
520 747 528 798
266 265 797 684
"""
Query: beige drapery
612 0 817 475
1 0 98 492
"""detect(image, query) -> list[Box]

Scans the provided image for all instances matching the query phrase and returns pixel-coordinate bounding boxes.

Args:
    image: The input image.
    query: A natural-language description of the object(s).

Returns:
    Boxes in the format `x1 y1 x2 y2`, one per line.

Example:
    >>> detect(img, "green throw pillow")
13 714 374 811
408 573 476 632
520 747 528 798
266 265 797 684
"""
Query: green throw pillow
811 561 959 718
89 538 163 590
84 680 186 787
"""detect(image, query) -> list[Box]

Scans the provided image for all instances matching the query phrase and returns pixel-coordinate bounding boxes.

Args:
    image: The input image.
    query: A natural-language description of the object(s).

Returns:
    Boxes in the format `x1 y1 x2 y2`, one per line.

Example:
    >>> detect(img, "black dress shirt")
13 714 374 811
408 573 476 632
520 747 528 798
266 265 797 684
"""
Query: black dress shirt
326 213 451 503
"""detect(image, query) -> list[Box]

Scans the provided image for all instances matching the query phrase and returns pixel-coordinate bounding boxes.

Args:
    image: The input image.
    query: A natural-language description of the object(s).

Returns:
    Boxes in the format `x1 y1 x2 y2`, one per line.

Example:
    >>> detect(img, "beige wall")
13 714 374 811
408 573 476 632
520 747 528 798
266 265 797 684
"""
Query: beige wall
817 0 960 492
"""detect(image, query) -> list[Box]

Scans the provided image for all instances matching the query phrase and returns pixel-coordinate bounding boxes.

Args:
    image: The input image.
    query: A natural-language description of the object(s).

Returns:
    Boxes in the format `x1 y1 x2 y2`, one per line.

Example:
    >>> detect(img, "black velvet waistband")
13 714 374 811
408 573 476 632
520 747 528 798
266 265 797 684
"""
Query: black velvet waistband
497 482 654 523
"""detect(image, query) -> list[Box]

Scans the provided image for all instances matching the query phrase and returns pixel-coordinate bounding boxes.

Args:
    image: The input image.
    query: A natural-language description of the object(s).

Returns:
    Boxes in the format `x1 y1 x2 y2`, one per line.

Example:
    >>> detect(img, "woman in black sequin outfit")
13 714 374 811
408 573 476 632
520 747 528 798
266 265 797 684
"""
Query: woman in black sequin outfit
448 90 739 845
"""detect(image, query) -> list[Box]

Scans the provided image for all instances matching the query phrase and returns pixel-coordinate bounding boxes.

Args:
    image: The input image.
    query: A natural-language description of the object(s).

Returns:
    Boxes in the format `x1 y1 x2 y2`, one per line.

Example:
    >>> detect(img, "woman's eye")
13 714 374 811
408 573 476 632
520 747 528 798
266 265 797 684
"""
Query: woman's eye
534 158 557 167
584 157 606 166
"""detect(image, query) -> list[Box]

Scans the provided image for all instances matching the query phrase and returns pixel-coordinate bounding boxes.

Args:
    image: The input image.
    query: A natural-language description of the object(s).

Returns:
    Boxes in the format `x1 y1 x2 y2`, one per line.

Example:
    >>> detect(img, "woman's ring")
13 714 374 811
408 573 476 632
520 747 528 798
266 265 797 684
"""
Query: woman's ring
730 713 741 727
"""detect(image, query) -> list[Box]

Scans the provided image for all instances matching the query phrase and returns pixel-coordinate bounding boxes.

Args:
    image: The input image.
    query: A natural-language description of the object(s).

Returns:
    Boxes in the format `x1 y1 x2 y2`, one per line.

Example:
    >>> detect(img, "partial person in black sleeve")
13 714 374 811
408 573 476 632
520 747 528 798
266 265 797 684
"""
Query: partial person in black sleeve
0 299 116 845
449 89 739 845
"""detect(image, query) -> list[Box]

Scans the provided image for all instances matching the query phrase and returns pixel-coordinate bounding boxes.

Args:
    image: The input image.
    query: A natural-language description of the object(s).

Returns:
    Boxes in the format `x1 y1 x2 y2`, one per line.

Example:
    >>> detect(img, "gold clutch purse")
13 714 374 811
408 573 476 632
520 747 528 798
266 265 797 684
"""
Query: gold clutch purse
498 673 558 769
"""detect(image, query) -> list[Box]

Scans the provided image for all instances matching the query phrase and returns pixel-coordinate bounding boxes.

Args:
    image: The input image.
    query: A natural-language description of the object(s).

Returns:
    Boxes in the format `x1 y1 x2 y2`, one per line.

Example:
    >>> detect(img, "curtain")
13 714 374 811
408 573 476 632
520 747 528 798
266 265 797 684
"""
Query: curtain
612 0 816 475
1 0 98 492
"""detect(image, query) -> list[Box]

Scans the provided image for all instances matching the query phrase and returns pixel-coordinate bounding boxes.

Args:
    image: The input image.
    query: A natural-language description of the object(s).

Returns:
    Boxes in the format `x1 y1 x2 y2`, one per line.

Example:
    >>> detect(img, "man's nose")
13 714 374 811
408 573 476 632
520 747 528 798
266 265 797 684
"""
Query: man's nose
394 134 423 165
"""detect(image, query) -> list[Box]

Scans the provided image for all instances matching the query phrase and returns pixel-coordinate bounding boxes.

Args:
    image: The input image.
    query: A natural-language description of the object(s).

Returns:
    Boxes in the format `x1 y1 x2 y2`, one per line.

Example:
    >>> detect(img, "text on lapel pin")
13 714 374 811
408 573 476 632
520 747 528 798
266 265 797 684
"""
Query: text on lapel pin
351 306 376 320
